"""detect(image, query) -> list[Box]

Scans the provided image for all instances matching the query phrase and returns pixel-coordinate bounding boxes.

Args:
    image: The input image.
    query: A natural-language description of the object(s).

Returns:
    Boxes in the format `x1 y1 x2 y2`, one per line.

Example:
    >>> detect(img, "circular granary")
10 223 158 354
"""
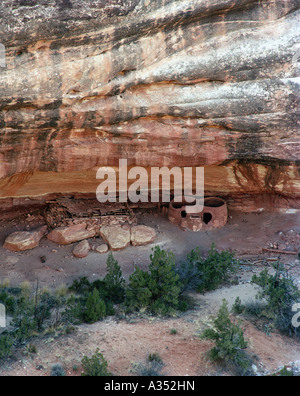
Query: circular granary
168 197 228 232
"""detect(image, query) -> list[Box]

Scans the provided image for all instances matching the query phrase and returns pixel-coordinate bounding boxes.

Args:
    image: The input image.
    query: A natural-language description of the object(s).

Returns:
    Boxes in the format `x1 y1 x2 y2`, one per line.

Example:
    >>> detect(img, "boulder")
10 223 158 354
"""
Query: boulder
73 240 90 258
130 225 156 246
96 244 109 254
47 223 96 245
100 225 131 251
3 226 47 252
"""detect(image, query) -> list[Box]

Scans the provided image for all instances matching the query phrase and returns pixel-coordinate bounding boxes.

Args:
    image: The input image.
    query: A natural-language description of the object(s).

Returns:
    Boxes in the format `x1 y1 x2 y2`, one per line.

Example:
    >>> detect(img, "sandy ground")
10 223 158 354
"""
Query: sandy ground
0 209 299 376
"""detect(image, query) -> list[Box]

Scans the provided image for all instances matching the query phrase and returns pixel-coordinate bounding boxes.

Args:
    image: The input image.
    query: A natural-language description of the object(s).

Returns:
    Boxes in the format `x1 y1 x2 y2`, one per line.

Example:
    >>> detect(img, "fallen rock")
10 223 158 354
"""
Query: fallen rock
47 223 96 245
96 244 109 254
3 226 47 252
130 225 156 246
73 240 90 258
100 225 131 251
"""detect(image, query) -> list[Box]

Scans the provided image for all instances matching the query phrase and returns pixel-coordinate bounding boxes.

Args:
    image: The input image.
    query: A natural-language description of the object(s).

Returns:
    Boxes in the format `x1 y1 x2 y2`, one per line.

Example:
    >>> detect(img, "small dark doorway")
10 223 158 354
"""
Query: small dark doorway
203 212 212 224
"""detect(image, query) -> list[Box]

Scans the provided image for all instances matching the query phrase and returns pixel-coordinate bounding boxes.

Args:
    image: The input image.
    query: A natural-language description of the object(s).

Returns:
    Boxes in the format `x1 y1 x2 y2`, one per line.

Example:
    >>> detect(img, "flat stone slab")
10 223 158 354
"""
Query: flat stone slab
47 223 96 245
73 240 90 258
100 225 131 251
3 226 48 252
130 225 156 246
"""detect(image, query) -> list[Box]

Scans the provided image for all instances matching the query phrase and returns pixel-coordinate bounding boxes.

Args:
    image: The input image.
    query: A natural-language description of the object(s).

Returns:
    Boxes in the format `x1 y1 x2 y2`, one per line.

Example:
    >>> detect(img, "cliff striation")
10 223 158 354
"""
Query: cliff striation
0 0 299 212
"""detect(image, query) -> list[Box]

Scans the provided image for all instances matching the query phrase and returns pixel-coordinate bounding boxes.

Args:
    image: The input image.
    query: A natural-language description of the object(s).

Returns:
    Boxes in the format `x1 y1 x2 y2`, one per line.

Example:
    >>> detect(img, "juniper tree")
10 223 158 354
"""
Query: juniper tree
85 288 106 324
104 253 126 304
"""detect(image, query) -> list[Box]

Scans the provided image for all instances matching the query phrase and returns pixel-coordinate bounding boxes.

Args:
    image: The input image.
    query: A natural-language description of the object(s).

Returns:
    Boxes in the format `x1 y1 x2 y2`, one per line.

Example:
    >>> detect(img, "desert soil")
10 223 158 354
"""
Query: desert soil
0 208 299 376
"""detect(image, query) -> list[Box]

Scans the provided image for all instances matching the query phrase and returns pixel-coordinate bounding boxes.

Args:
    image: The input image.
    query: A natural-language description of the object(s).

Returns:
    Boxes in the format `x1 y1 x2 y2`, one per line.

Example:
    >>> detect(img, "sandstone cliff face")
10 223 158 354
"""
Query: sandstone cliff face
0 0 299 212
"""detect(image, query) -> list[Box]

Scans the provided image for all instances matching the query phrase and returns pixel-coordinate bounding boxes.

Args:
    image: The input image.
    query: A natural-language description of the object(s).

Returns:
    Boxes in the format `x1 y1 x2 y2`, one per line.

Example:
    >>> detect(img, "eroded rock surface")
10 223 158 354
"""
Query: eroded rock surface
47 223 96 245
131 225 156 246
0 1 299 211
73 239 90 258
96 244 109 254
100 225 131 251
4 226 47 252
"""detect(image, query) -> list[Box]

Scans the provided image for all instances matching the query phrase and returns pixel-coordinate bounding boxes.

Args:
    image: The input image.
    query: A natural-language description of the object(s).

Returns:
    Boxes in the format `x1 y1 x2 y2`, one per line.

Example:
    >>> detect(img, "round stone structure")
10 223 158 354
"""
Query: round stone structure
168 197 228 231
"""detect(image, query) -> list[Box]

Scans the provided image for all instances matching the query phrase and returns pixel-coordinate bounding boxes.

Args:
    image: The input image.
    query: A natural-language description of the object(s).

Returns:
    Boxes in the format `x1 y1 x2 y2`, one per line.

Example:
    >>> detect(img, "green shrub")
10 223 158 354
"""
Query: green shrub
0 335 13 360
104 253 126 304
69 277 107 301
34 290 58 331
81 349 111 376
177 244 239 293
148 247 182 315
251 264 300 338
0 289 17 315
201 299 253 376
11 284 37 342
197 244 239 293
243 299 265 318
136 360 164 377
125 247 182 315
7 283 67 342
277 366 294 377
25 343 38 355
69 276 92 296
85 288 106 324
51 363 66 377
232 297 245 315
125 267 152 312
134 354 164 377
62 294 85 325
176 248 203 292
148 353 163 365
68 254 125 310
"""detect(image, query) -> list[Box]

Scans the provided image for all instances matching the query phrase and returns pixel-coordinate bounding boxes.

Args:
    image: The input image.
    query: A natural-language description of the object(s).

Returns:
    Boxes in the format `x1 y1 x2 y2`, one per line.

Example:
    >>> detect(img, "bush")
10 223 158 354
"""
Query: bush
125 267 152 312
176 249 203 292
277 366 294 377
6 282 68 342
136 361 164 377
148 353 163 365
62 294 85 325
243 299 266 318
67 254 125 320
81 349 111 376
251 264 300 338
147 247 182 315
0 335 13 360
232 297 245 315
69 276 92 295
85 288 106 324
125 247 182 315
134 354 164 377
201 299 253 376
51 363 66 377
104 253 126 304
177 244 239 293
